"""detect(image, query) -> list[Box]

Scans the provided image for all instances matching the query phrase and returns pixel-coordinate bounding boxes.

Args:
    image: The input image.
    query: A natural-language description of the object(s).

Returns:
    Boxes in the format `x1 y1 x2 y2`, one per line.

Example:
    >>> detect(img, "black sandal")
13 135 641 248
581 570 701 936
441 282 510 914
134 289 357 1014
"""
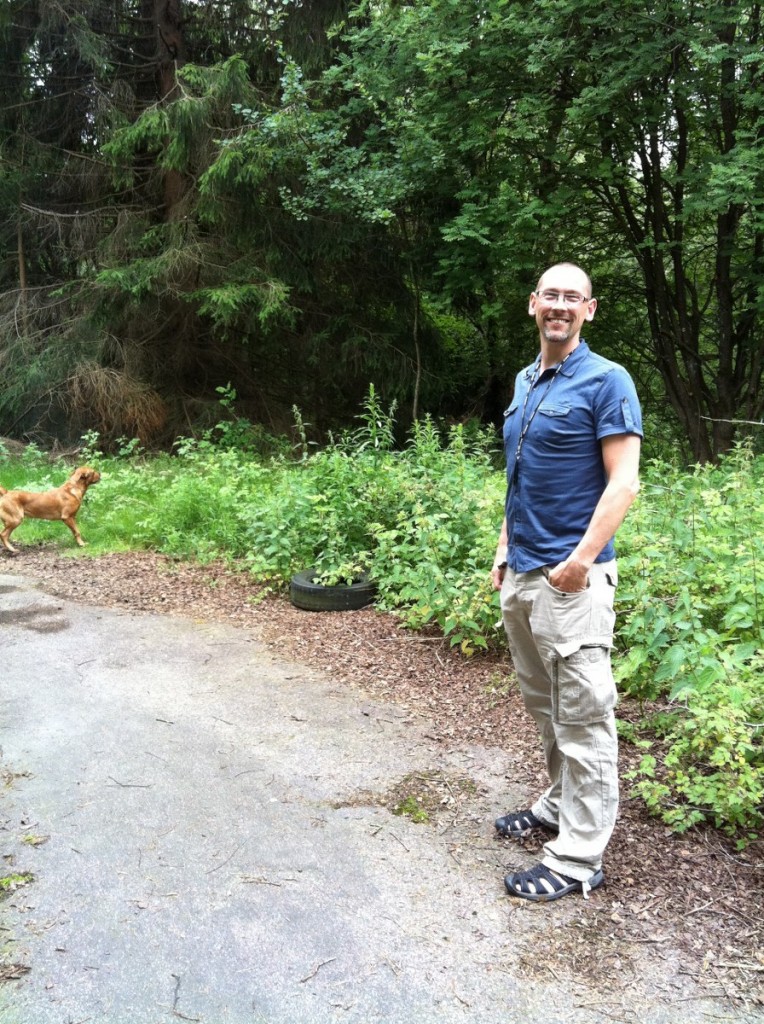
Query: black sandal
494 809 558 839
504 862 604 902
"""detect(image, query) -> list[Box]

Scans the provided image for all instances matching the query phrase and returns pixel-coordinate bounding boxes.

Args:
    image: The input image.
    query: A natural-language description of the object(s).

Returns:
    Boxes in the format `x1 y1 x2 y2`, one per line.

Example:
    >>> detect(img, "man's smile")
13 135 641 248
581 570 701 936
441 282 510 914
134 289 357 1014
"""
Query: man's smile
544 315 573 336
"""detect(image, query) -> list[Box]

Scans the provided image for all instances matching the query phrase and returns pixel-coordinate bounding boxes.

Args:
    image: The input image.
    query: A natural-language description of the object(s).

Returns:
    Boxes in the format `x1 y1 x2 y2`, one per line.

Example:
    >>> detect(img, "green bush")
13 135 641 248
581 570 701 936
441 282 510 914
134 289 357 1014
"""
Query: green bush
616 442 764 840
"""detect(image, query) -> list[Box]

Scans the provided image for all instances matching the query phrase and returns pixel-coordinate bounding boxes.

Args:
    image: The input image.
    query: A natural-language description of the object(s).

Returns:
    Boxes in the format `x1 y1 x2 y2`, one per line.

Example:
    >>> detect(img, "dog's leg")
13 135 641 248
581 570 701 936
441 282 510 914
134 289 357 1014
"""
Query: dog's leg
0 526 18 554
63 516 86 546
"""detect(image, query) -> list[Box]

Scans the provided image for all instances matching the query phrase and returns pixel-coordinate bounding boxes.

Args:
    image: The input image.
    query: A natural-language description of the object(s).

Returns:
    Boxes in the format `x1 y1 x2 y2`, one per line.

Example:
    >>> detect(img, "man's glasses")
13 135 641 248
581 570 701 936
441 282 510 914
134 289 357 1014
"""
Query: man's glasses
536 290 591 306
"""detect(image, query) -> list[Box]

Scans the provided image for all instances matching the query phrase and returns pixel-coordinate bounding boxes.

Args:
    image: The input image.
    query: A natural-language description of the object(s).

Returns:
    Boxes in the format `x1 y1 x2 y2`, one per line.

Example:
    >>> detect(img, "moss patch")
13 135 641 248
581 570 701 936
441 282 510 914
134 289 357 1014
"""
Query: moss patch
0 873 34 897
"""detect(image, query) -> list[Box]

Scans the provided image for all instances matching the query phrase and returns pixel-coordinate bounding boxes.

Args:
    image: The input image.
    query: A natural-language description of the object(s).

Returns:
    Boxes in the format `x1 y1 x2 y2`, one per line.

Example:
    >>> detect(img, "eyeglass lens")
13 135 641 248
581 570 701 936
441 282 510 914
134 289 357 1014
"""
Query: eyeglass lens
538 290 590 305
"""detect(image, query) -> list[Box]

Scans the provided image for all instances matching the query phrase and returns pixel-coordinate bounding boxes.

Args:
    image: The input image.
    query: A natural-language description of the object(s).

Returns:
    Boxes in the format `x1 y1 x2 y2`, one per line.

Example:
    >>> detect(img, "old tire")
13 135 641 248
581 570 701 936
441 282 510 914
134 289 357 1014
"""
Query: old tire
289 569 377 612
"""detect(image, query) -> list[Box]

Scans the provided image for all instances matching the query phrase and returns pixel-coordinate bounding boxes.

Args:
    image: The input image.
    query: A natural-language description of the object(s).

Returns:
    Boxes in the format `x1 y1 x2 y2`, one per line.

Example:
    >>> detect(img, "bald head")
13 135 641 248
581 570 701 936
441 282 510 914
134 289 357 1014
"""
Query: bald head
536 263 592 298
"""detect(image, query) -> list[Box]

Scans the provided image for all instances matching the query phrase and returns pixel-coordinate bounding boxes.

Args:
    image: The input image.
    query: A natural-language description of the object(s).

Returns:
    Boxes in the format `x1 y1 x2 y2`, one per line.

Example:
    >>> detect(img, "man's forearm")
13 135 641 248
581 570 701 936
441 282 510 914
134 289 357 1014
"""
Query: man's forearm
491 517 509 590
567 477 640 570
549 433 641 592
494 517 508 568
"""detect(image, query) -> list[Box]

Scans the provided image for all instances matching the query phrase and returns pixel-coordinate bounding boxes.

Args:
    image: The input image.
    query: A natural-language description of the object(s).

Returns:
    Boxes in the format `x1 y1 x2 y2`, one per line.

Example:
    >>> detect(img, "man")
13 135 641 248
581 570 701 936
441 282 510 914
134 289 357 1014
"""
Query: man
491 262 642 902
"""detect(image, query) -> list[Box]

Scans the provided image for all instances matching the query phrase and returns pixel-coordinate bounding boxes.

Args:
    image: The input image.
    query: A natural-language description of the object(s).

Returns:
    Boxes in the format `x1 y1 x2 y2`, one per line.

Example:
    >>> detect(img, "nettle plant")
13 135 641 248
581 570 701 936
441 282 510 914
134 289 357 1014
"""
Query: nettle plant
615 443 764 840
359 412 503 654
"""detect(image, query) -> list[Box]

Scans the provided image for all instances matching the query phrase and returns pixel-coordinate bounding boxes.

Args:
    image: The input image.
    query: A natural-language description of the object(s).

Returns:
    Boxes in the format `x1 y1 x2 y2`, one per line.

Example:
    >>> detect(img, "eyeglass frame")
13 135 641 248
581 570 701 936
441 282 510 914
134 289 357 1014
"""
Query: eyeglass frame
534 289 594 306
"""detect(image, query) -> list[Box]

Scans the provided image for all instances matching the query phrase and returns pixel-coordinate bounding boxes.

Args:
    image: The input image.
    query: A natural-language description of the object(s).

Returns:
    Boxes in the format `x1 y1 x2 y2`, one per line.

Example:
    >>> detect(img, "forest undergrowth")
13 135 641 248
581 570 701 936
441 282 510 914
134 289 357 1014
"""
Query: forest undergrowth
1 389 762 843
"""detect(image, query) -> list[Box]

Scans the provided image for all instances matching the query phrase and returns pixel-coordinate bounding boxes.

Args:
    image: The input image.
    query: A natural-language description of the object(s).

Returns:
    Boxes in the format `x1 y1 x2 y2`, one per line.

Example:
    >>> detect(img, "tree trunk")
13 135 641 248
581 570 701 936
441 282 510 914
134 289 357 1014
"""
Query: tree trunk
154 0 187 217
17 216 27 316
409 256 422 422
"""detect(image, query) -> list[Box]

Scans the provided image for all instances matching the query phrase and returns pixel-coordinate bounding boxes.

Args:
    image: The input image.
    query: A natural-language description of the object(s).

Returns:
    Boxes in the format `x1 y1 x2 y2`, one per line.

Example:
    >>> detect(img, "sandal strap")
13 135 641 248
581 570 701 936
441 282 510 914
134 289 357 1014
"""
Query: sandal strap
513 811 542 831
511 863 571 896
495 809 558 836
505 863 604 901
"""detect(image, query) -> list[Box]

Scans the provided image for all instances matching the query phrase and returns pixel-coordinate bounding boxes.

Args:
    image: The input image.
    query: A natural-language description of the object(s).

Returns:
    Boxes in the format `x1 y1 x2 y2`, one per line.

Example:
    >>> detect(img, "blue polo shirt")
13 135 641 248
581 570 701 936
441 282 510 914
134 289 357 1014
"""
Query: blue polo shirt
502 341 642 572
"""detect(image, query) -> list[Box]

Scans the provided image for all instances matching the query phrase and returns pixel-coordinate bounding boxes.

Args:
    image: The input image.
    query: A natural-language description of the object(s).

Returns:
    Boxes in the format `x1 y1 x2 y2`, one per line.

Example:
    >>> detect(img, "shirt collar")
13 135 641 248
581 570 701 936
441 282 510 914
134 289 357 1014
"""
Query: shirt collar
559 339 589 376
523 339 589 381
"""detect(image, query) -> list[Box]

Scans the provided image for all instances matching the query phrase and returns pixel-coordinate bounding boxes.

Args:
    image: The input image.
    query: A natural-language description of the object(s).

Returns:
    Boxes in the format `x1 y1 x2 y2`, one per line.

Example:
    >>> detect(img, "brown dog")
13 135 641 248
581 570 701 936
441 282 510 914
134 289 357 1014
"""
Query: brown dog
0 466 101 553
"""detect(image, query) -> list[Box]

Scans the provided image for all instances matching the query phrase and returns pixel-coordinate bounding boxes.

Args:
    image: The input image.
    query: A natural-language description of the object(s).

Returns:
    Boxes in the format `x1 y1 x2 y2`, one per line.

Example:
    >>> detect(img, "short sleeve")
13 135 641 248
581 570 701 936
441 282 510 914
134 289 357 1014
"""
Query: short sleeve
593 367 643 440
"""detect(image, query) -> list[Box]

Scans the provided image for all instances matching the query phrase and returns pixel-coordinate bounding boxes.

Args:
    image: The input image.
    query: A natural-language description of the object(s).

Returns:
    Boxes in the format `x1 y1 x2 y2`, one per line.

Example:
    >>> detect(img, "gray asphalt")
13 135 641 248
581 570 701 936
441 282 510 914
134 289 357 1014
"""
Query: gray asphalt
0 573 754 1024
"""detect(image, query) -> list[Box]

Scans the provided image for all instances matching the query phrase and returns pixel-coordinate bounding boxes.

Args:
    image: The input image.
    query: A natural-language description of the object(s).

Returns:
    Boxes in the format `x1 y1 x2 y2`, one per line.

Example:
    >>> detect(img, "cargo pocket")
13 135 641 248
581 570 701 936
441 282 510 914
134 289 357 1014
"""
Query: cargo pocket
552 643 617 725
531 570 616 648
530 577 594 642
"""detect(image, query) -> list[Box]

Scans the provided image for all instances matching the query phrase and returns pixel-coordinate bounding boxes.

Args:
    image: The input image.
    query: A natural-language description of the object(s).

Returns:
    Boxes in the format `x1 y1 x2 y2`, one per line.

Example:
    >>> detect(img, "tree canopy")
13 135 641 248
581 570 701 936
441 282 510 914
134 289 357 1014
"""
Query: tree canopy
1 0 762 459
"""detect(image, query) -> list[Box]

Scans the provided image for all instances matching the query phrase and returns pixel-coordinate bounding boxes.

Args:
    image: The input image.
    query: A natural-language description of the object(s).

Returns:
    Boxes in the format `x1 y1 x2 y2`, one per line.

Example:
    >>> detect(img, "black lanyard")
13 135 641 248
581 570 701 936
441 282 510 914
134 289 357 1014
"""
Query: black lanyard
513 350 573 479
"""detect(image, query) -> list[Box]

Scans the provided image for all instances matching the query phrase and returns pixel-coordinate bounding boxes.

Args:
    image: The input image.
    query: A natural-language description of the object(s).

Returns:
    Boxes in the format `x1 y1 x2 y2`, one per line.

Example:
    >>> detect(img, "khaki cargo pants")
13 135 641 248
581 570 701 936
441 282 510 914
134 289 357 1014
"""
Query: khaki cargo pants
500 561 619 881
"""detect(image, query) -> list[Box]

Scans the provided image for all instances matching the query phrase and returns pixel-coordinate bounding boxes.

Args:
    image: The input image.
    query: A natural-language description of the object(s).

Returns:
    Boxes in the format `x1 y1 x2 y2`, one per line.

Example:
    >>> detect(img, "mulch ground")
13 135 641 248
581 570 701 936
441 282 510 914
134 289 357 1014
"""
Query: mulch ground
5 546 764 1012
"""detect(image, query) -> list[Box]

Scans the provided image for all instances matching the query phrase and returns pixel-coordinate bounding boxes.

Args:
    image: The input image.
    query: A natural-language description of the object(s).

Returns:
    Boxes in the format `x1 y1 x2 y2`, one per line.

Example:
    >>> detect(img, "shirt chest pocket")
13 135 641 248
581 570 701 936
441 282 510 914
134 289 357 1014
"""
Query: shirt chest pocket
539 404 571 419
502 401 519 448
537 403 573 444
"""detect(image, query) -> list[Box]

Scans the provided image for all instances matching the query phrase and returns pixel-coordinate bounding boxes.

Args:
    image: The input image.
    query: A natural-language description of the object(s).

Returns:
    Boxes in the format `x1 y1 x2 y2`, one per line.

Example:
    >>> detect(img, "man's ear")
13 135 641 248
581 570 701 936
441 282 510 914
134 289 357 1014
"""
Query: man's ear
585 298 598 322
